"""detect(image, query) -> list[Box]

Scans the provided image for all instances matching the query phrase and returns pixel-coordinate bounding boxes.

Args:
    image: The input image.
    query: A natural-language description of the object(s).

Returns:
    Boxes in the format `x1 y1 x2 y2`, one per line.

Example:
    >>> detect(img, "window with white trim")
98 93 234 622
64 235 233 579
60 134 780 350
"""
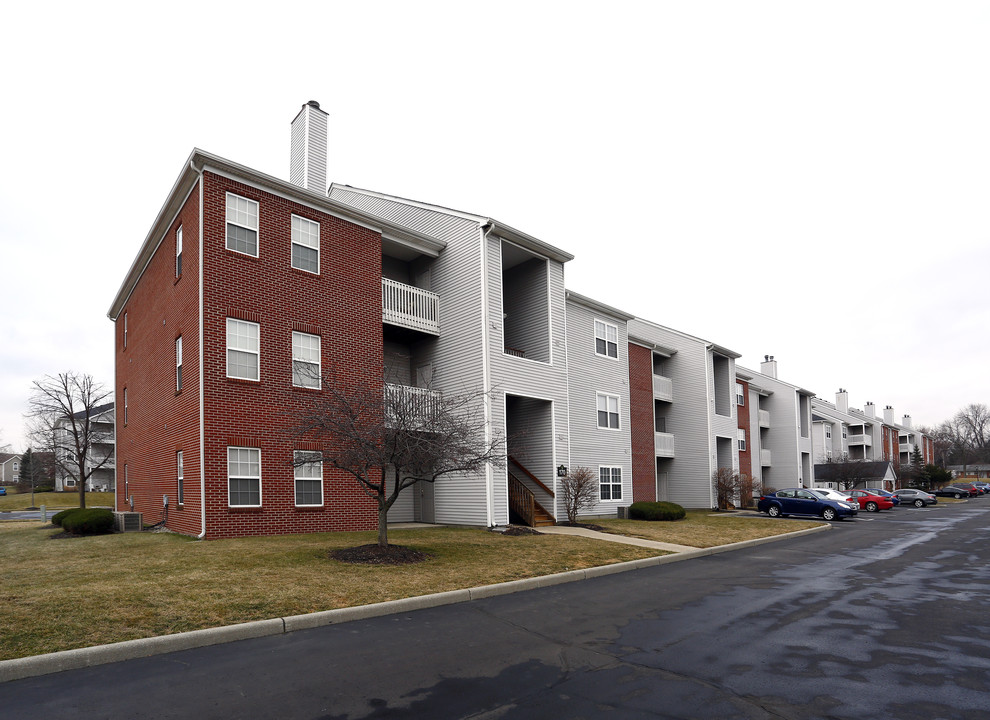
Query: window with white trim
291 331 321 388
228 446 261 507
175 336 183 392
175 225 183 277
226 193 259 256
599 466 622 501
123 387 128 425
597 393 620 429
594 320 618 358
176 450 184 505
737 428 747 452
123 312 127 348
291 215 320 273
226 318 260 380
736 382 745 406
294 450 323 506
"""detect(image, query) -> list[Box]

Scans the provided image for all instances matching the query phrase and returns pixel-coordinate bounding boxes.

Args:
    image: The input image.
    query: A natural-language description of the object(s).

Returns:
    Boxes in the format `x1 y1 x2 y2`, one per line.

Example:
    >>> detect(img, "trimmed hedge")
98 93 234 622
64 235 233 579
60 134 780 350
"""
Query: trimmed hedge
51 508 83 528
60 508 114 536
628 501 686 521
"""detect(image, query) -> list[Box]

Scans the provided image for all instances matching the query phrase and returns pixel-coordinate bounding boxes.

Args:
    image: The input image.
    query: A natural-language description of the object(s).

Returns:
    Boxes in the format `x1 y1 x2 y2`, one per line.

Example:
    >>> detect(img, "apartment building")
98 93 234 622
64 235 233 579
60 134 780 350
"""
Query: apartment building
55 402 116 491
627 319 740 508
0 453 19 485
736 358 815 489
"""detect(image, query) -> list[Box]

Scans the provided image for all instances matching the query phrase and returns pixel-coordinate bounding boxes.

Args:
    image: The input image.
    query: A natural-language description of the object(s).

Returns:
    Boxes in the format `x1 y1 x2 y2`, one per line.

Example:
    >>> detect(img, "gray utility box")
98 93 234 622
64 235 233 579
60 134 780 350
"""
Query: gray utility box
113 512 143 532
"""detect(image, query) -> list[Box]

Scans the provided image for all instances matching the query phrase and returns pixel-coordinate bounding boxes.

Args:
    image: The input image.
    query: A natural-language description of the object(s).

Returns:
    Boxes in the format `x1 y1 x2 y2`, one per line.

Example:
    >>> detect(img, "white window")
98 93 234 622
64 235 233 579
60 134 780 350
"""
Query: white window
176 451 184 505
291 331 321 388
226 193 259 256
597 393 620 430
123 312 127 348
291 215 320 273
738 428 747 452
175 225 183 277
226 318 260 380
294 450 323 506
825 426 832 439
175 336 183 392
600 466 622 501
594 320 618 358
736 382 745 406
123 387 128 425
228 447 261 507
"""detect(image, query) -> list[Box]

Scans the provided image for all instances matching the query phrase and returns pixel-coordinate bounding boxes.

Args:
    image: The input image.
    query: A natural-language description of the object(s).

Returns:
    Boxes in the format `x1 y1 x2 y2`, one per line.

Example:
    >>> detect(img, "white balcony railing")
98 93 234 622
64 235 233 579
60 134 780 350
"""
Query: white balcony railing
899 443 912 453
653 375 673 402
758 410 770 428
382 278 440 335
655 432 675 458
760 449 772 466
847 434 873 446
384 383 442 428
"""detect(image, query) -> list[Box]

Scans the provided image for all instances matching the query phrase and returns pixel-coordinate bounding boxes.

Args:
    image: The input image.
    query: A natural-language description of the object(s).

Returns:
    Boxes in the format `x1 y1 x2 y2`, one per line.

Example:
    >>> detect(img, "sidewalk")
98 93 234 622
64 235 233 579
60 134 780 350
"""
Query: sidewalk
536 524 699 553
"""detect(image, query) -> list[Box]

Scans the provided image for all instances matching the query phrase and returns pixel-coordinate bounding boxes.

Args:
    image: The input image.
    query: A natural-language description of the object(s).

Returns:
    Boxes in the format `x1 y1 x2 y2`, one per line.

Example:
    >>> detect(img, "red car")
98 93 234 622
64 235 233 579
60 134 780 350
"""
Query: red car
846 489 894 512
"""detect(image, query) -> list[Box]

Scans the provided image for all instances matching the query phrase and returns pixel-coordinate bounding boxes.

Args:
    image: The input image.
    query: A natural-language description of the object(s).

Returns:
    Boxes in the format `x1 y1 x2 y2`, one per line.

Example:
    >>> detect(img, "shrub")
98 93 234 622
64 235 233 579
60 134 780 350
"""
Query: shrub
60 508 114 535
52 508 84 528
629 501 686 521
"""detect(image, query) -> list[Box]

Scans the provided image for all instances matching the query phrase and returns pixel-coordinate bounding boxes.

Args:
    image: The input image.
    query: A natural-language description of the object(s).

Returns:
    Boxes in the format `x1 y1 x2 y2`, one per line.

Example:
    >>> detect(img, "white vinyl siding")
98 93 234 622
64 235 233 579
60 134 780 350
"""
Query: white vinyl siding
227 318 259 381
228 447 261 507
291 331 321 388
226 193 259 256
291 215 320 273
294 451 323 506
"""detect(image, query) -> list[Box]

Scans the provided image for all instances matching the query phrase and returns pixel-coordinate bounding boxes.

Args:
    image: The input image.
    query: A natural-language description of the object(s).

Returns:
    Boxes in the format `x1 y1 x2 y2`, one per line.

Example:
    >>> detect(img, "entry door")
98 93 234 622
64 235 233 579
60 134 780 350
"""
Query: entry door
656 472 669 502
417 479 435 524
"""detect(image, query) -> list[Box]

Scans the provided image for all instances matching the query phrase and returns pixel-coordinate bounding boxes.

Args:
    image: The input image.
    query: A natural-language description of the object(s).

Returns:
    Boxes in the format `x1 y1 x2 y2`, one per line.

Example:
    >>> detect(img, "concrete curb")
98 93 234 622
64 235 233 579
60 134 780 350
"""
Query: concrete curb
0 523 829 683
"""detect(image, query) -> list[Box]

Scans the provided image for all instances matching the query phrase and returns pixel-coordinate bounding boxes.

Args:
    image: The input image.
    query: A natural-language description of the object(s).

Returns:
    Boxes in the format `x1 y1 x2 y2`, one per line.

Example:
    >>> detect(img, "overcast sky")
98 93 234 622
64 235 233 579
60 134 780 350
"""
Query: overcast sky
2 1 988 451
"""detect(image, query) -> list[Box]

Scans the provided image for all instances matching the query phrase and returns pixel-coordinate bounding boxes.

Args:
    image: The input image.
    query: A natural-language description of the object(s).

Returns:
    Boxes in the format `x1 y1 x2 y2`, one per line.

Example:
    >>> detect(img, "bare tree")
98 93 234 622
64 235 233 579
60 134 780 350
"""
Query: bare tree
559 466 598 524
293 376 504 549
713 467 741 510
815 455 880 491
27 372 114 509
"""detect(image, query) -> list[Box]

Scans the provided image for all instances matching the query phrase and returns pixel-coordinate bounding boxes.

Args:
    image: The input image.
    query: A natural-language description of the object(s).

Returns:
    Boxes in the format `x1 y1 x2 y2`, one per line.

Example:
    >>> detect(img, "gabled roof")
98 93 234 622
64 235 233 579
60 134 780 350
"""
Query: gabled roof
109 150 447 321
69 402 115 421
565 291 635 322
329 183 574 264
628 318 740 359
814 461 894 482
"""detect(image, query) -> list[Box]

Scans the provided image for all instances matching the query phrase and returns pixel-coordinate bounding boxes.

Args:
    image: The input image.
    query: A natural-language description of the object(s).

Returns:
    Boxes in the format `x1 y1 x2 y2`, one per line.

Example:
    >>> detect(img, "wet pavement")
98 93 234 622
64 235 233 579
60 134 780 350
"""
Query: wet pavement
4 504 989 719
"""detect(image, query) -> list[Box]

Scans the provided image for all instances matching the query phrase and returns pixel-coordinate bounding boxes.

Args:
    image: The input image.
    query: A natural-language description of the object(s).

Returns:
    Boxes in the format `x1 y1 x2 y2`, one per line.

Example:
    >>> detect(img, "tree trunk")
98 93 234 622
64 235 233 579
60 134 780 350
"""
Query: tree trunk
78 470 86 509
377 467 388 548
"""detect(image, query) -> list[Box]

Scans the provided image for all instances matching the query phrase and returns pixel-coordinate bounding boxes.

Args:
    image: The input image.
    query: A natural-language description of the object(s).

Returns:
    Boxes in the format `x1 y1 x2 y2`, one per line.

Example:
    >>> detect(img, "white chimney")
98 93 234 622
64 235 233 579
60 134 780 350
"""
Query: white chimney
836 388 849 414
290 100 329 194
760 355 778 379
902 414 912 430
864 401 875 418
883 405 895 425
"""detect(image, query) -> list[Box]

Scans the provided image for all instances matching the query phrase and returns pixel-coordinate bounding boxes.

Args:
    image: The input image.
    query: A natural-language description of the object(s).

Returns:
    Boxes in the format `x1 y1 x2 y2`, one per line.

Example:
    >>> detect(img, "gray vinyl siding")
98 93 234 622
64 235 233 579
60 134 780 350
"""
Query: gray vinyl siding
330 187 491 525
502 254 550 362
488 234 570 525
564 300 631 515
746 388 763 485
738 366 812 488
627 319 715 508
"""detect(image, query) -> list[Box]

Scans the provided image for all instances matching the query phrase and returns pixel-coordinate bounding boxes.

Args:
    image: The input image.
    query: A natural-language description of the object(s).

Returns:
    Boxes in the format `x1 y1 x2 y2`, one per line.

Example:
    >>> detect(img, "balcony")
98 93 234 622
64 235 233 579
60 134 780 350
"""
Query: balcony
847 434 872 446
758 410 770 428
899 443 912 454
653 375 673 402
384 383 442 428
655 432 675 458
760 449 771 466
382 278 440 335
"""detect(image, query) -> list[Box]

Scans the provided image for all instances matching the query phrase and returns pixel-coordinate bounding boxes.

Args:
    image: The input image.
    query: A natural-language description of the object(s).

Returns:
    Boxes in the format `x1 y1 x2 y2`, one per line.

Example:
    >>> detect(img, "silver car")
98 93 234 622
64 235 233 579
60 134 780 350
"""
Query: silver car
892 488 938 507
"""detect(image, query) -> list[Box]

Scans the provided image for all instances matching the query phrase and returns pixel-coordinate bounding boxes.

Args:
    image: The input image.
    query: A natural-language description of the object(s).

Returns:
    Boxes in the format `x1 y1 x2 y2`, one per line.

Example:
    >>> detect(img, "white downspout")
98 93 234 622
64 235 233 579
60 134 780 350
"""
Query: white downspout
192 160 207 539
705 344 715 509
480 222 494 526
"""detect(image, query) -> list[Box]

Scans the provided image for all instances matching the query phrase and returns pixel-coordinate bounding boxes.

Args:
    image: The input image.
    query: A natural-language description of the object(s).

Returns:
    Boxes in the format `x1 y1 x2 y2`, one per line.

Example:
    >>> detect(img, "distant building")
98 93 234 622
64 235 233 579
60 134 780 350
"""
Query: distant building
54 402 115 491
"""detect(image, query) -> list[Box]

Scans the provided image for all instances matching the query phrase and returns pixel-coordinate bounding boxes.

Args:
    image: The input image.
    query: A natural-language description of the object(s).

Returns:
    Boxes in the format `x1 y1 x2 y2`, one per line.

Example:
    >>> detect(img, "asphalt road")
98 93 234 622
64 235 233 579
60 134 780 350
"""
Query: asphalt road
4 505 990 719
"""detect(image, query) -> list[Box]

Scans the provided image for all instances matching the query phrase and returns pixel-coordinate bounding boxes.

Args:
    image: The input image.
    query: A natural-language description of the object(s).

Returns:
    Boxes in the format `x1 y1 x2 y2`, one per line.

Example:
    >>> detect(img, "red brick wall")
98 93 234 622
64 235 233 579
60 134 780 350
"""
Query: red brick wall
200 173 382 538
116 171 385 538
737 379 752 482
628 343 657 502
116 184 203 536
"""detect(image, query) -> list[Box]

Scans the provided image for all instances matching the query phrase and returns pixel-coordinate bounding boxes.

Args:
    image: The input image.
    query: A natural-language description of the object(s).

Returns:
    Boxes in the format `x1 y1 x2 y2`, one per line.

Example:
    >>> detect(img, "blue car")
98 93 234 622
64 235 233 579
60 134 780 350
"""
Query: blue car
0 487 6 496
864 488 900 506
758 488 858 521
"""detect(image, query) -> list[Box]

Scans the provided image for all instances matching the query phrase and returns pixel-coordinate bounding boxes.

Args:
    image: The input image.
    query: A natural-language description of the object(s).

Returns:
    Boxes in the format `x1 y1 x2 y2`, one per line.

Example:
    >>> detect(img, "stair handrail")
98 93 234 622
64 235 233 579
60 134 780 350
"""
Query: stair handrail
507 455 555 497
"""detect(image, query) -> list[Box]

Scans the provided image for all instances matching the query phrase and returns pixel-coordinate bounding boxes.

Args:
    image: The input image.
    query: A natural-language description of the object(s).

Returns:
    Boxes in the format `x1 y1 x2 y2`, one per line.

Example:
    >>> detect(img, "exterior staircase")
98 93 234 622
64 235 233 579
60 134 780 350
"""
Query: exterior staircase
507 456 556 527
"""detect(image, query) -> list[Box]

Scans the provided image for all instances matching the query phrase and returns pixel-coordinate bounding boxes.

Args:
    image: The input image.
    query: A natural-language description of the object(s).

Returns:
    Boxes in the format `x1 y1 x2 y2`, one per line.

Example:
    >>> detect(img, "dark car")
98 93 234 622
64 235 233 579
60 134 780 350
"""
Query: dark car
757 488 858 521
892 488 937 507
933 485 979 499
845 489 895 512
972 482 990 495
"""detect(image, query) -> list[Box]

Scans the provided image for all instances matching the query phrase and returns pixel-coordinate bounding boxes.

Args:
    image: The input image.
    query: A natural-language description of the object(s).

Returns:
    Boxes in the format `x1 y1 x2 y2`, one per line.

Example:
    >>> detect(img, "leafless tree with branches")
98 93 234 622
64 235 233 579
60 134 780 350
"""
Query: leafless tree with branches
26 372 114 509
293 374 504 549
559 466 598 524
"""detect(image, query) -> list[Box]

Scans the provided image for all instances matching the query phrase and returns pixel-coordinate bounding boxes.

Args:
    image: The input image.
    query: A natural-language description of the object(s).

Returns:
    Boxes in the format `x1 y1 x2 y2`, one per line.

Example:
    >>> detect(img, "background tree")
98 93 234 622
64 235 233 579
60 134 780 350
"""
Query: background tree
294 376 504 550
713 467 742 509
817 455 880 491
559 466 598 524
18 448 36 495
27 372 114 509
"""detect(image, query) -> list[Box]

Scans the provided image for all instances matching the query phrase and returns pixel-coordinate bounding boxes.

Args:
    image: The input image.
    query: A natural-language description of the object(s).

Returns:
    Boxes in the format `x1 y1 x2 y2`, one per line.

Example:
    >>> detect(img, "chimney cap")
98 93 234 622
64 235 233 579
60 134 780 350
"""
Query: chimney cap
306 100 321 109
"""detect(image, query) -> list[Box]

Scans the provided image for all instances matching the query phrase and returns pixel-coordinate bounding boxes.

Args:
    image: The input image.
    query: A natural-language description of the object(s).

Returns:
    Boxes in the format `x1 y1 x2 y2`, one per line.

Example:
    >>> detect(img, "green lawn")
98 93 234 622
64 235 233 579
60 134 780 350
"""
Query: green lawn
596 510 822 548
0 490 114 512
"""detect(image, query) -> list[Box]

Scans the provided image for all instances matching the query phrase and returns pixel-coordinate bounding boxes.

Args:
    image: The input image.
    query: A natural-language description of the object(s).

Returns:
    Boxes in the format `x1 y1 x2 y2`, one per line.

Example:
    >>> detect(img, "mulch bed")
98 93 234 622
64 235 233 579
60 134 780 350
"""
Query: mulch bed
329 543 432 565
497 526 543 536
